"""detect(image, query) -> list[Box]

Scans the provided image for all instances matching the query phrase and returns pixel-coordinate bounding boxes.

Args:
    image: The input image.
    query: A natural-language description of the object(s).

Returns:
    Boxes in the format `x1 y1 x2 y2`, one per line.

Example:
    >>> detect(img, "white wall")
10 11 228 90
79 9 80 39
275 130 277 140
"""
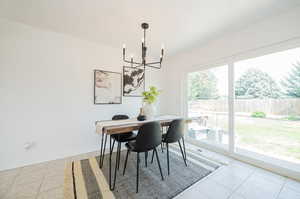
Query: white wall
0 18 162 171
161 7 300 115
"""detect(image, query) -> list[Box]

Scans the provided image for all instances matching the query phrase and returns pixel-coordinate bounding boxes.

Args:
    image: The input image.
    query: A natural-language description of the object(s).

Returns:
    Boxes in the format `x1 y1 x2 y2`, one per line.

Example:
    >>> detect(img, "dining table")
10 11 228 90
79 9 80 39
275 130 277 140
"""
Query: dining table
95 115 192 190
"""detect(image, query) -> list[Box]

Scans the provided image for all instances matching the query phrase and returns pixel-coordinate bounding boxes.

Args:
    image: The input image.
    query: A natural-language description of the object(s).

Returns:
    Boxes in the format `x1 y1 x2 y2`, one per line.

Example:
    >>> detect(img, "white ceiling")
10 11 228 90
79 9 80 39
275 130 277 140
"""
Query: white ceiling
0 0 299 57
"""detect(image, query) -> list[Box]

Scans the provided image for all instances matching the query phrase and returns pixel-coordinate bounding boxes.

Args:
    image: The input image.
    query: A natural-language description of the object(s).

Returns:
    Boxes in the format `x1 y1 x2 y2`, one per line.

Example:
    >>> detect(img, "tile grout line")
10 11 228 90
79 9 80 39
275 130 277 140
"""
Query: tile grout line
34 167 47 199
275 178 287 199
202 163 256 199
226 167 256 199
3 167 23 199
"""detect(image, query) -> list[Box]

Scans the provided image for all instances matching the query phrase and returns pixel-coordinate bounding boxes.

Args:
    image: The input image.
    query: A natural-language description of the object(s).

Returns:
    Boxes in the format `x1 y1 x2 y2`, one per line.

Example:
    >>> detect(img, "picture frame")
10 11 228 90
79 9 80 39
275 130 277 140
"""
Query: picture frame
94 69 122 104
123 66 145 97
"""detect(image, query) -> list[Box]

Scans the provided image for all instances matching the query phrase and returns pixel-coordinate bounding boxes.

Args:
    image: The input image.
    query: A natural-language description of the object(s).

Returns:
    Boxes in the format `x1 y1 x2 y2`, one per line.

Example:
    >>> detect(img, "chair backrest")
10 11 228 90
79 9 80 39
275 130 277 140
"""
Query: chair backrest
112 114 129 120
164 119 185 143
135 121 162 152
112 114 133 136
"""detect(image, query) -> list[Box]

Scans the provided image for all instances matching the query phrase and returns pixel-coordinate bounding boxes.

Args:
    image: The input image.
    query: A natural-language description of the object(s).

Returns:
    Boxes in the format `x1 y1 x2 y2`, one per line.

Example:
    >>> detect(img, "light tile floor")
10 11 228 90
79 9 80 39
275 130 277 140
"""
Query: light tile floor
175 150 300 199
0 148 300 199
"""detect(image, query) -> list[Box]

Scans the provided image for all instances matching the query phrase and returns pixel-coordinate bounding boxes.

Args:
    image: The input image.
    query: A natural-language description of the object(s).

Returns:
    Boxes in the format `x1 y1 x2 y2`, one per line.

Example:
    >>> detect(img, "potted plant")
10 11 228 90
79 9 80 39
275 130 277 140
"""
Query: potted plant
142 86 161 119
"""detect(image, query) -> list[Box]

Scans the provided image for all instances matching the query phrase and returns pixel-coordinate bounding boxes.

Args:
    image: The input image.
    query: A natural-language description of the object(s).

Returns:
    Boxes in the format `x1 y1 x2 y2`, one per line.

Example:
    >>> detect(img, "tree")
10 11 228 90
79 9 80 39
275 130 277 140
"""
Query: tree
188 71 219 100
235 68 281 99
281 61 300 98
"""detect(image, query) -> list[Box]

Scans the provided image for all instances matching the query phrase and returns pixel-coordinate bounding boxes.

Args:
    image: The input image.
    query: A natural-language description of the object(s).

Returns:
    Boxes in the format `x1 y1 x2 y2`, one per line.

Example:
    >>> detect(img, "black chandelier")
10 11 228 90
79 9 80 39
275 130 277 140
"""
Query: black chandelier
122 23 164 69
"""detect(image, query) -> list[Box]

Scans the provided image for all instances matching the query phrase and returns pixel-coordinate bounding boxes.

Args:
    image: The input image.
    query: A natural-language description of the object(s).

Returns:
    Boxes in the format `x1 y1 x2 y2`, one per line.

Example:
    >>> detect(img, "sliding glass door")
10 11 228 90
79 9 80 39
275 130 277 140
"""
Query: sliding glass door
234 48 300 164
187 65 229 150
186 47 300 167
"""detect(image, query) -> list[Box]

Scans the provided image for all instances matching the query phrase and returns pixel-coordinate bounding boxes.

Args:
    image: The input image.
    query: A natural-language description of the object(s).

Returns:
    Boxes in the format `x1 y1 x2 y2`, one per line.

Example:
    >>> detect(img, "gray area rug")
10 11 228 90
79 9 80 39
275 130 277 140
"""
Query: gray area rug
96 145 220 199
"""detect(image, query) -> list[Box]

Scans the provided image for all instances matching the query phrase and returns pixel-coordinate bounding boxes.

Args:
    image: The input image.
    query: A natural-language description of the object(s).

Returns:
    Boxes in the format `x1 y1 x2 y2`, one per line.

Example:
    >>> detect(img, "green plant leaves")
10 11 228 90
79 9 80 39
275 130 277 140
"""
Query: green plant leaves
143 86 161 104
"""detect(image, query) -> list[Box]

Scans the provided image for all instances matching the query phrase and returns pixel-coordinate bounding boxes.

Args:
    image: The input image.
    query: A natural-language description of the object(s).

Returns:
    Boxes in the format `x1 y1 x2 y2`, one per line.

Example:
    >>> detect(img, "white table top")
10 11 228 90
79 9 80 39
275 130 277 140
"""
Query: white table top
95 115 183 134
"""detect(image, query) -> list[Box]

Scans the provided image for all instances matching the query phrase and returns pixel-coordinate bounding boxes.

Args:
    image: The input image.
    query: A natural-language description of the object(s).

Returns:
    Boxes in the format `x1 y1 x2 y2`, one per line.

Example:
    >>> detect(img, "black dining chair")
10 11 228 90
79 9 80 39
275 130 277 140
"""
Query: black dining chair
152 119 187 175
110 115 137 169
123 121 164 193
99 115 137 168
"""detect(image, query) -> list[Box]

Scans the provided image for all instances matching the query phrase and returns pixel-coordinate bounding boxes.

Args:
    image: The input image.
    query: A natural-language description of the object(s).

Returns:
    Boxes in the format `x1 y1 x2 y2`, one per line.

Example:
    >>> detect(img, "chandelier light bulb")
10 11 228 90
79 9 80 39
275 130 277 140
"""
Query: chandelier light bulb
122 44 126 49
161 44 164 57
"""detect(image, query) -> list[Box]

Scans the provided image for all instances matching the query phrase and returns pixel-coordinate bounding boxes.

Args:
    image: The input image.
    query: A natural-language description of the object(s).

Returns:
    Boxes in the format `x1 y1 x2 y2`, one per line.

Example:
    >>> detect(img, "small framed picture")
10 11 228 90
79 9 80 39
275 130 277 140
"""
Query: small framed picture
123 66 145 97
94 70 122 104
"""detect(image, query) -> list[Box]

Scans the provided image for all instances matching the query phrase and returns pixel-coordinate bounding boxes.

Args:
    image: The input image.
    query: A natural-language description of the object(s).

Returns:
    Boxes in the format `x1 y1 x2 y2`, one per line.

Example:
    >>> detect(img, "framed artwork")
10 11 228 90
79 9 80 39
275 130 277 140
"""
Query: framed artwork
94 70 122 104
123 66 145 97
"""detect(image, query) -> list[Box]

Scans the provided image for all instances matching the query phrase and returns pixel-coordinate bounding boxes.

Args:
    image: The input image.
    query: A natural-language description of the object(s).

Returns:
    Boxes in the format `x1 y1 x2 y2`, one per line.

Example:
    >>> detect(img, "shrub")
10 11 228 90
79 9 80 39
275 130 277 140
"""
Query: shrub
251 111 266 118
285 115 300 121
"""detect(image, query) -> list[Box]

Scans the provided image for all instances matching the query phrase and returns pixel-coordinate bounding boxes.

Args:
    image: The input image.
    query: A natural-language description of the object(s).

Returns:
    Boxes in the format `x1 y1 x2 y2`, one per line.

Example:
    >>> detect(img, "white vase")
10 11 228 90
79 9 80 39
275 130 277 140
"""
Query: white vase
143 103 156 120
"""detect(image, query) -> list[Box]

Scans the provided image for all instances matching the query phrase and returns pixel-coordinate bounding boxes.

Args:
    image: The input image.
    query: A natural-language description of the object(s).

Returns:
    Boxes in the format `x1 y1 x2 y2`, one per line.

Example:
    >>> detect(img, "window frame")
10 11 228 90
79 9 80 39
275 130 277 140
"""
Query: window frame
183 41 300 180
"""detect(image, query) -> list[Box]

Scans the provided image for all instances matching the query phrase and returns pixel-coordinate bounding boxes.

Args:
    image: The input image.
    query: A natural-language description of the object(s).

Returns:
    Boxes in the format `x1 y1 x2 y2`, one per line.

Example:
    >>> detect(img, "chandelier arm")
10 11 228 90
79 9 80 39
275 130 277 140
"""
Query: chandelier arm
136 64 144 68
144 63 161 69
145 61 162 65
123 59 142 65
128 63 144 68
124 65 144 69
123 62 144 68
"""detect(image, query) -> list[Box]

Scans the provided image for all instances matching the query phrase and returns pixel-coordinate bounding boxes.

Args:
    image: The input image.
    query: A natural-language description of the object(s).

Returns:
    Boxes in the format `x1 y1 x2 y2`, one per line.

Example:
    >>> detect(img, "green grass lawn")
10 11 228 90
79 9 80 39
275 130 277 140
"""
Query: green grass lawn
235 117 300 163
190 114 300 164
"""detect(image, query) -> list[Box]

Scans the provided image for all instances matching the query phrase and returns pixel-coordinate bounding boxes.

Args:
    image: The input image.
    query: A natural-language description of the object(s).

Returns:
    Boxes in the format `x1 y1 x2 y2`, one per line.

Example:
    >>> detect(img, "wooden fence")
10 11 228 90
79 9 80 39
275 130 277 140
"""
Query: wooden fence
189 98 300 115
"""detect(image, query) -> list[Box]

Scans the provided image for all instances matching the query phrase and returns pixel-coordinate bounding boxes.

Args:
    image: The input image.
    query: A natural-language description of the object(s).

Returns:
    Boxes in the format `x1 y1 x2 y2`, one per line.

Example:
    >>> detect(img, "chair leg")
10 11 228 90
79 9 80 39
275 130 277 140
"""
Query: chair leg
110 139 115 155
112 142 121 190
123 149 130 175
145 151 148 167
178 140 187 167
117 142 121 170
166 143 170 175
136 152 140 193
154 148 164 181
151 149 155 164
182 137 187 162
161 126 164 153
